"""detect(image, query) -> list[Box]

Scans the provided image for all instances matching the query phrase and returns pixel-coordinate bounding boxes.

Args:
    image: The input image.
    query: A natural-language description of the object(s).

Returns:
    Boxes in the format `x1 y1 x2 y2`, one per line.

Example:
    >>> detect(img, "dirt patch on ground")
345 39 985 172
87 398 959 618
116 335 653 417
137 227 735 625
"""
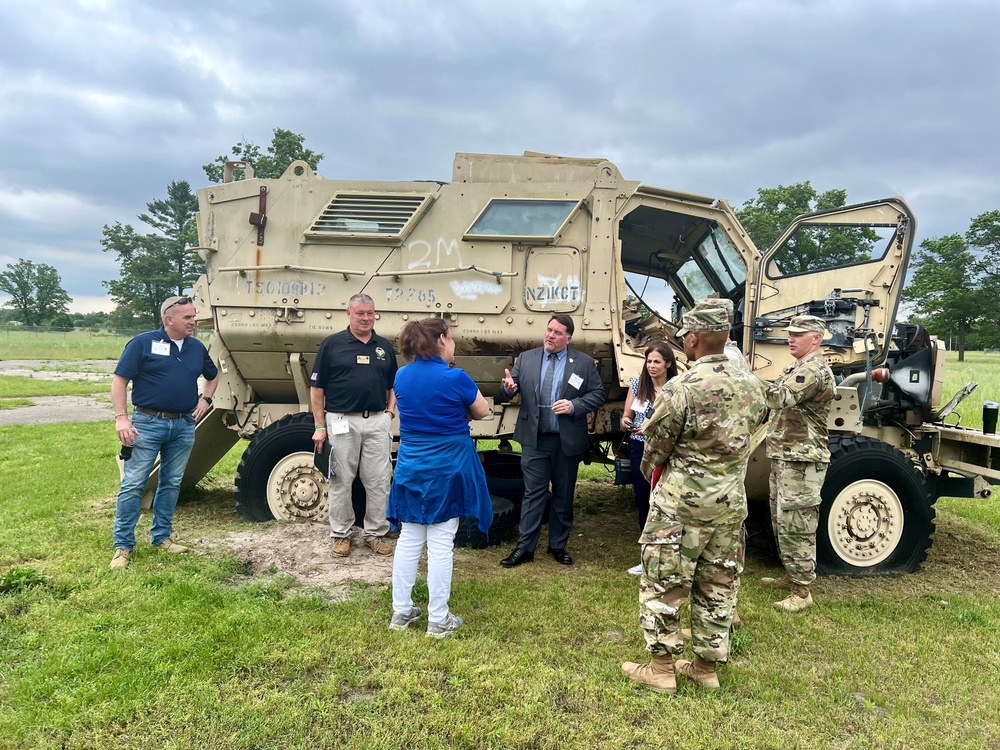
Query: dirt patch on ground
218 522 396 585
206 522 409 600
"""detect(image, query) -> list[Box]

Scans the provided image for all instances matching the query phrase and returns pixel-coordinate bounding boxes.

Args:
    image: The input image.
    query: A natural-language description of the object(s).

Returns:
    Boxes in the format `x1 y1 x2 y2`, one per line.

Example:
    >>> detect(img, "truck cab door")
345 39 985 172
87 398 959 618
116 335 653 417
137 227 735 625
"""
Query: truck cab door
749 198 916 380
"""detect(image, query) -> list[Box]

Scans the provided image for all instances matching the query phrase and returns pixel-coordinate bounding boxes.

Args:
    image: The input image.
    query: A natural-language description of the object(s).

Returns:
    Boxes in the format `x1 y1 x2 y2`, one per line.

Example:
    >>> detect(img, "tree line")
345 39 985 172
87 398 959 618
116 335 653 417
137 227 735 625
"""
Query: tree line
1 137 995 359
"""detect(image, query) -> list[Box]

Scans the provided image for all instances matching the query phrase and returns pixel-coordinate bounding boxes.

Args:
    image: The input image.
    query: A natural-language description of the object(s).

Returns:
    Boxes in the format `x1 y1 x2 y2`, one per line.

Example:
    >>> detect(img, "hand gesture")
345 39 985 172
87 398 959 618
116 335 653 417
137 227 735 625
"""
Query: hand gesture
502 368 518 393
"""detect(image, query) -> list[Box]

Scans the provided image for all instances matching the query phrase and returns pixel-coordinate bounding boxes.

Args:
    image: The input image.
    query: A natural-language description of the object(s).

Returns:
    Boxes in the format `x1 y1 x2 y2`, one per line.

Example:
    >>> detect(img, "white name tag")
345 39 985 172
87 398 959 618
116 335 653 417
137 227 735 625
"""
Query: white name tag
568 373 584 390
633 399 648 414
151 341 170 356
329 420 350 435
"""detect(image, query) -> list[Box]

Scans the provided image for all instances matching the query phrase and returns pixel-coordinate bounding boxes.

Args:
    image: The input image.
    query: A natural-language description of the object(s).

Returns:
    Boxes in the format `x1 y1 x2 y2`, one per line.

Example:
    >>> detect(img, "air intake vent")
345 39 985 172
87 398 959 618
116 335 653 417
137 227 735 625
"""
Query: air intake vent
305 193 433 241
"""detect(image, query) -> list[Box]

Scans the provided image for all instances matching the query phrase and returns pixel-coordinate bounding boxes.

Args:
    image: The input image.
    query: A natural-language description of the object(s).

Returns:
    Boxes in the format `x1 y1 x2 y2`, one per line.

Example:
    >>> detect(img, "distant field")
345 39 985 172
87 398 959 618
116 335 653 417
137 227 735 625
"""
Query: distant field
942 351 1000 429
0 329 133 360
0 327 212 360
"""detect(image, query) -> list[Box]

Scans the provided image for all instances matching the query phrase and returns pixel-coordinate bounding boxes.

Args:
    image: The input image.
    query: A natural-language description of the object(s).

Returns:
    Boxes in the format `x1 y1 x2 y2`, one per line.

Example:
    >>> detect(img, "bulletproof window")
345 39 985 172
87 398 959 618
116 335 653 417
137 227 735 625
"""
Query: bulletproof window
465 199 579 241
766 223 894 278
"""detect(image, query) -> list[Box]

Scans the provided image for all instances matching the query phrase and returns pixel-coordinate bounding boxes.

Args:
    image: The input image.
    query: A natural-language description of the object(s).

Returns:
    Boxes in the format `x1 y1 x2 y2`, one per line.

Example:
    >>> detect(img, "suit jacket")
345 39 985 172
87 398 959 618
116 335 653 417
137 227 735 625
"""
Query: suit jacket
500 346 606 455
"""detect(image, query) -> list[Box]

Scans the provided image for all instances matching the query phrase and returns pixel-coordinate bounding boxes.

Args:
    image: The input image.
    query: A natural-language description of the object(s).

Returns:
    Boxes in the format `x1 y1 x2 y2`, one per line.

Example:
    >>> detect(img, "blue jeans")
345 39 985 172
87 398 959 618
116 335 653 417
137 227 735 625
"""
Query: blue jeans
113 411 196 550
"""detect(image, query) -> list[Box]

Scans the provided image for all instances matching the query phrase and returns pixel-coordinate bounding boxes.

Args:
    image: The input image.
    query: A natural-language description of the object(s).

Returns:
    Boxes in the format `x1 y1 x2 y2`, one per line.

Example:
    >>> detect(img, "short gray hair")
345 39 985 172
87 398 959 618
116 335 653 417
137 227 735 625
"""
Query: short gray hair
348 293 375 309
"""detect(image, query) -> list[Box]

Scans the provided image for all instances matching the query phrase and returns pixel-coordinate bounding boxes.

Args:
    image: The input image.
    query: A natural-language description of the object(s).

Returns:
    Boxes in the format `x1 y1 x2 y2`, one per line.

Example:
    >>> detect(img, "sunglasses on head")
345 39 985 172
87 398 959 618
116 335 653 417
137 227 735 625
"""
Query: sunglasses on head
163 296 192 314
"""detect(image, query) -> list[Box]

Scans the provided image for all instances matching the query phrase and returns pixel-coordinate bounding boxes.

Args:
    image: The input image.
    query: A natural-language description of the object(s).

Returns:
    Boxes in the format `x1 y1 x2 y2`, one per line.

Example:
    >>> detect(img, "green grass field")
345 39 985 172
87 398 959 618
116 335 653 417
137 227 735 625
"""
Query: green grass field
0 329 134 360
0 343 998 748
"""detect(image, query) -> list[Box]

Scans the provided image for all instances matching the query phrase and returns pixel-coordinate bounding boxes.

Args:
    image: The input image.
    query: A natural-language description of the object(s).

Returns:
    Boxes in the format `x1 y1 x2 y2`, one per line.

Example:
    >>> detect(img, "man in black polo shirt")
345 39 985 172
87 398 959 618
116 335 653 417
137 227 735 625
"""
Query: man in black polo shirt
311 293 398 558
109 295 219 570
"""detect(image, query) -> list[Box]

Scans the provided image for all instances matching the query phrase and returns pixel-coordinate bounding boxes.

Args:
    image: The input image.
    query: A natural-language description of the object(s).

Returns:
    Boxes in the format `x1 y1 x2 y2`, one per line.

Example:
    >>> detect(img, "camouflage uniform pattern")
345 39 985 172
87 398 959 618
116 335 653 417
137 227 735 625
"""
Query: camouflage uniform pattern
763 350 835 463
769 459 826 584
762 348 836 585
638 351 766 661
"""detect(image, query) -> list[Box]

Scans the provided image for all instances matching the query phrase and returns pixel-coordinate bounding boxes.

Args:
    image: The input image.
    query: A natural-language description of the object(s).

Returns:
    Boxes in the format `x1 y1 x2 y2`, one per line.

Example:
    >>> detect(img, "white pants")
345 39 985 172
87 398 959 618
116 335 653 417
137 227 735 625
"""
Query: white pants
326 412 392 540
392 517 460 624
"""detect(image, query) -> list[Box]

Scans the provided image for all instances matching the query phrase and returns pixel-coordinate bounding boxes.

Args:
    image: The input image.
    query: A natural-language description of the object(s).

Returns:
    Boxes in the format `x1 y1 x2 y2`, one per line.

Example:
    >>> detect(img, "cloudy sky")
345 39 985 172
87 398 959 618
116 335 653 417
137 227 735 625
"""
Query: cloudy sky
2 0 998 313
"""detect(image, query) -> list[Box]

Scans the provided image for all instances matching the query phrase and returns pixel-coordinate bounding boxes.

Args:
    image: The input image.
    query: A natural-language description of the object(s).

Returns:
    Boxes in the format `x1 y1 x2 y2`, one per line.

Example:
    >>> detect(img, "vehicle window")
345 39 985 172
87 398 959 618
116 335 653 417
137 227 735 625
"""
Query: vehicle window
676 258 715 301
698 227 746 293
467 199 578 238
767 224 896 278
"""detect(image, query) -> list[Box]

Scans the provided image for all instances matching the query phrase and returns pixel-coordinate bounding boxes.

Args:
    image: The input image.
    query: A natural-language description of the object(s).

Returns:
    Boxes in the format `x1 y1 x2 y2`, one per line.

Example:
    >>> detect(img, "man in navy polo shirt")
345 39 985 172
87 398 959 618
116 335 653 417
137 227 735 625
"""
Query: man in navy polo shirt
109 295 219 570
311 293 398 558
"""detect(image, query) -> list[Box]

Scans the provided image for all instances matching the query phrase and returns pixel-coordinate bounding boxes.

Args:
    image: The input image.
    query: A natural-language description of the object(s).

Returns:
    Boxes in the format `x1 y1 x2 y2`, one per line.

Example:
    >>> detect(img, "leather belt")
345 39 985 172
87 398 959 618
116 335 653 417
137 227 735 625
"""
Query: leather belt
134 406 189 419
343 410 377 418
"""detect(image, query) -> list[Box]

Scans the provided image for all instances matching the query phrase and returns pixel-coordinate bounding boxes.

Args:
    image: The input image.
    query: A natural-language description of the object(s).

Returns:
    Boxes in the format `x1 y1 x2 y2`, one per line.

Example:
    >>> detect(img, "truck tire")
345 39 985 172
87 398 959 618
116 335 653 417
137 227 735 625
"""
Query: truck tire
480 450 526 511
235 412 328 522
454 495 517 549
817 435 936 576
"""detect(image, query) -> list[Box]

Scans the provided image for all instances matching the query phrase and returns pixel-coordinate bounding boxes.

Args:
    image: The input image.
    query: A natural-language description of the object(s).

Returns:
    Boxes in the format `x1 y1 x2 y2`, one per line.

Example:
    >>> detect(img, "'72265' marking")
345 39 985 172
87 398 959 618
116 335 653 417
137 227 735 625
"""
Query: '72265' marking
386 287 436 303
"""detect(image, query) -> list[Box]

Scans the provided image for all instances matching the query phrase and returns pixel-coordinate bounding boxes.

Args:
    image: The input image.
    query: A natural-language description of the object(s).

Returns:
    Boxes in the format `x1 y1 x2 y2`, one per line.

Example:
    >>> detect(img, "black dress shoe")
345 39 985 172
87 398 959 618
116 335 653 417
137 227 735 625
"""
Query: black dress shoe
500 548 535 568
547 547 573 565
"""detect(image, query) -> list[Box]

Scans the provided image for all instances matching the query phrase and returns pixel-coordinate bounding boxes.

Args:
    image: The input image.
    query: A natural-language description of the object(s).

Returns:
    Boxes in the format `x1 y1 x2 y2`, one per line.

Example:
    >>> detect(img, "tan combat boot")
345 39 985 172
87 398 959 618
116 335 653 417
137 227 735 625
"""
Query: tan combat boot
760 574 794 590
109 549 132 570
675 655 721 690
621 654 676 695
773 583 813 613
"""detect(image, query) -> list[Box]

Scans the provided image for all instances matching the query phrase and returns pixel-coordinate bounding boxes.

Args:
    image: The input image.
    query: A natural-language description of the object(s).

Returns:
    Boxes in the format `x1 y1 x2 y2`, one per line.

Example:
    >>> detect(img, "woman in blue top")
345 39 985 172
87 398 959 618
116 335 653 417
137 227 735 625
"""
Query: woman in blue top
387 318 492 638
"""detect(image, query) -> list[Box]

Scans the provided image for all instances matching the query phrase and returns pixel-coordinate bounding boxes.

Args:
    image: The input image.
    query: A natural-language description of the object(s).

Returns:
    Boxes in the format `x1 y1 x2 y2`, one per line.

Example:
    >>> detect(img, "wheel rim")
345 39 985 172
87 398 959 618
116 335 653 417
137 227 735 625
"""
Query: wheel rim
266 451 329 521
827 479 905 567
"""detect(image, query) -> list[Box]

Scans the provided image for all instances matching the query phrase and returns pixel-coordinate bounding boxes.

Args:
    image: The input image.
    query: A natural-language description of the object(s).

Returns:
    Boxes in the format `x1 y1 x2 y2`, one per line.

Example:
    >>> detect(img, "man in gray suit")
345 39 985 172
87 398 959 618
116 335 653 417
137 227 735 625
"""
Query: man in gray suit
498 314 606 567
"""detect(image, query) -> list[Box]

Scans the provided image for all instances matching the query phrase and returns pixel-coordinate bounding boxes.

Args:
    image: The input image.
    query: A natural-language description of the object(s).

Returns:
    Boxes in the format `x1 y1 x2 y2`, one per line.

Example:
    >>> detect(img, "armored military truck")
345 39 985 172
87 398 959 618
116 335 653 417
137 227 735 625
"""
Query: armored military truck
165 152 999 576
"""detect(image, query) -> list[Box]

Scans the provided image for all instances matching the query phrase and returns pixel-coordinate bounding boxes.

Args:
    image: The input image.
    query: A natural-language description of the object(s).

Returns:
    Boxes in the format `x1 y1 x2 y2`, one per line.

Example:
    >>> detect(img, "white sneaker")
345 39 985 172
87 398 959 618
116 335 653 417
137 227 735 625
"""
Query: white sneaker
426 612 463 639
627 563 643 576
389 606 422 631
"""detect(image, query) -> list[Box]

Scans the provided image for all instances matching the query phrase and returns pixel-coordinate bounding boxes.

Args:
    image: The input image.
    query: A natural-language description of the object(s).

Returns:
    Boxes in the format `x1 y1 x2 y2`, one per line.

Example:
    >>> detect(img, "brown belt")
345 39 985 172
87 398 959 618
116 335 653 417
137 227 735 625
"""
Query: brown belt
134 406 190 419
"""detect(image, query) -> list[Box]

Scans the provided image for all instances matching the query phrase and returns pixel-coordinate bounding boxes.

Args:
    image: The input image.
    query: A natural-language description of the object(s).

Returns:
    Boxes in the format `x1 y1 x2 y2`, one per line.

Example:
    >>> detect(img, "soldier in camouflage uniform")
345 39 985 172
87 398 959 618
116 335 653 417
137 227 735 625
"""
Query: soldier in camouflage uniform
621 300 766 694
759 314 836 613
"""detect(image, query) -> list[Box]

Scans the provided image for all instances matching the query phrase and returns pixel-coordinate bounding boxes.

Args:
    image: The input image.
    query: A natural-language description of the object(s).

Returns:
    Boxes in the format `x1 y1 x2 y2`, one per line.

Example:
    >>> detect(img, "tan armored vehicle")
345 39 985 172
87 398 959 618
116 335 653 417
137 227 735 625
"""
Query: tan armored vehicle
169 151 1000 576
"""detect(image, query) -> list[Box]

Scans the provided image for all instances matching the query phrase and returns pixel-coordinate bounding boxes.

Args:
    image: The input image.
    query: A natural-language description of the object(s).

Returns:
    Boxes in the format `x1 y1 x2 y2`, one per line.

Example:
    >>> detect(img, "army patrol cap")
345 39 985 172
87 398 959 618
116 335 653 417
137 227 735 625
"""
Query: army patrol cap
676 299 732 338
785 314 827 334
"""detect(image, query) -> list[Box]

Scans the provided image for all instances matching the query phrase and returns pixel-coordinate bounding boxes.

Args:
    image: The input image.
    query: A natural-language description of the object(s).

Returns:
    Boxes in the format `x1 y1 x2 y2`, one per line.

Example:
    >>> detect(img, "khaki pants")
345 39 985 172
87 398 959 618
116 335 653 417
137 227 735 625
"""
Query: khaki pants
326 412 393 540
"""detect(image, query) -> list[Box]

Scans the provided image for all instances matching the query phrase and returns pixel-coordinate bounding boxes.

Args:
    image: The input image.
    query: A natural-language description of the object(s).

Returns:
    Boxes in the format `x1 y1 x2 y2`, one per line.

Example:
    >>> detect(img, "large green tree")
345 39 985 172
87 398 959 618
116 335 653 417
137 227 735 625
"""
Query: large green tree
101 180 203 328
903 234 983 360
966 209 1000 350
203 127 324 182
0 259 72 326
736 182 878 274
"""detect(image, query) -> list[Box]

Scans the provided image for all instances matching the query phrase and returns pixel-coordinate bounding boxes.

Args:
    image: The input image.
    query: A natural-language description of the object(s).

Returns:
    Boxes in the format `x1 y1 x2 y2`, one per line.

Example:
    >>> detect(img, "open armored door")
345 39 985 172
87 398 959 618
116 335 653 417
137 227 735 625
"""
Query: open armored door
749 198 917 380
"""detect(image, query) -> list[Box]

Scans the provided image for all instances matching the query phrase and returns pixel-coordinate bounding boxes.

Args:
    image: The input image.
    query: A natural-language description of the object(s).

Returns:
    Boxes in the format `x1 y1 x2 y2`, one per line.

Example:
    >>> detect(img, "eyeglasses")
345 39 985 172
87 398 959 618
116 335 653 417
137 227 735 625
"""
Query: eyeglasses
163 296 192 314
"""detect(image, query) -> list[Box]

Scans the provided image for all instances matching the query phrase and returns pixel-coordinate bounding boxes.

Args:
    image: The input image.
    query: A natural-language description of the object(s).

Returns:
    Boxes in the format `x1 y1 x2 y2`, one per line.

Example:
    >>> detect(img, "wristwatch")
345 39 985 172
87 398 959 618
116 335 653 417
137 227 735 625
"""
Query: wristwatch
201 396 213 406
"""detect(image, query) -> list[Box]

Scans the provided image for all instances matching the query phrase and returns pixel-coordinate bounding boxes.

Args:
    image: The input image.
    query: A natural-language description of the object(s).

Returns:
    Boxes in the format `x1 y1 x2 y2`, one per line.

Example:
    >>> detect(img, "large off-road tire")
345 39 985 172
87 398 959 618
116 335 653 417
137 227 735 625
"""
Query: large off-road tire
454 495 517 549
817 435 936 576
235 412 330 523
